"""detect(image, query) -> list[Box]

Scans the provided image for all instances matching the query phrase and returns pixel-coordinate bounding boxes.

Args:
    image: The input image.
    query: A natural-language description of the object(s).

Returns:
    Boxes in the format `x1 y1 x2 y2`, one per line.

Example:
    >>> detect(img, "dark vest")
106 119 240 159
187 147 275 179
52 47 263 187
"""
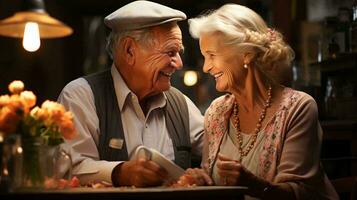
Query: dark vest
84 70 192 169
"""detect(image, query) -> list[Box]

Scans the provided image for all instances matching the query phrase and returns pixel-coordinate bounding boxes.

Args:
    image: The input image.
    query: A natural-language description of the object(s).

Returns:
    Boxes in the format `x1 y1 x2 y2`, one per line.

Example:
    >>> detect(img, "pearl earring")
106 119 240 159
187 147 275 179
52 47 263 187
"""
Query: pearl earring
244 64 248 69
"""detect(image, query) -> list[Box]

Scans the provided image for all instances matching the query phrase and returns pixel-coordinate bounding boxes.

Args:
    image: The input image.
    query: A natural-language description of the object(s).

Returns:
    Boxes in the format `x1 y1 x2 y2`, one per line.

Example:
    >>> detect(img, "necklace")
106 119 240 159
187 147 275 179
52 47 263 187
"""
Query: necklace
232 85 272 162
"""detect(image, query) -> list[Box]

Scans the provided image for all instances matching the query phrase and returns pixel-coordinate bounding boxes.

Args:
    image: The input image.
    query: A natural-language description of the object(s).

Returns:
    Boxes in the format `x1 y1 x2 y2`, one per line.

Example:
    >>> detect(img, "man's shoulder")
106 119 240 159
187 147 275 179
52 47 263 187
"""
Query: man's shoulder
58 77 94 105
166 86 184 95
164 87 187 106
164 87 188 102
61 77 91 94
83 69 111 81
166 87 200 108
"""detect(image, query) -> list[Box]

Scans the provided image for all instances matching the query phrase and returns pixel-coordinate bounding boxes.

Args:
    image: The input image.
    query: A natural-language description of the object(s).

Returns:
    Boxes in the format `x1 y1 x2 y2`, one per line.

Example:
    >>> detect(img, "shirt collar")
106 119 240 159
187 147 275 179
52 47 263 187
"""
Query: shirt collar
111 64 131 111
111 64 167 111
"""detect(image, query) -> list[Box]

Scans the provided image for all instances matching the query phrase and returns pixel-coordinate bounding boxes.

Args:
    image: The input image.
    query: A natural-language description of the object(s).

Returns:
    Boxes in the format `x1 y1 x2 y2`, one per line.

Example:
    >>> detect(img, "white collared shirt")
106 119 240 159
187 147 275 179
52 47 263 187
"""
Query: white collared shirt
58 65 204 184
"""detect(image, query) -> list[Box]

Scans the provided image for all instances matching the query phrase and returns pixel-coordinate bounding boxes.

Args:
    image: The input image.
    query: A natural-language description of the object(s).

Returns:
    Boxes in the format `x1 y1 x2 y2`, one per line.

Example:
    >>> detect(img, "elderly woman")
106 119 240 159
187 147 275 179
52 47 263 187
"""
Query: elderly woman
185 3 338 200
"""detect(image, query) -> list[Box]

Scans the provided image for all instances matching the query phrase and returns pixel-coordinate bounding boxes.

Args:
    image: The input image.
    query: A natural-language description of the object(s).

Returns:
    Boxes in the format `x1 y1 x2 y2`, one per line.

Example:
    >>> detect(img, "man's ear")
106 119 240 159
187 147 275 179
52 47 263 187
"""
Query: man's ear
122 37 136 66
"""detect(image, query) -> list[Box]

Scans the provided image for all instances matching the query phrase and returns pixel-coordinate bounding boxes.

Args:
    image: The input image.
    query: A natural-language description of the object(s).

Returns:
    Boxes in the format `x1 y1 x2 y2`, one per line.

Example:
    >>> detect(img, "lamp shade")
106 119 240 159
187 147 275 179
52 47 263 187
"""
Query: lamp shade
0 0 72 38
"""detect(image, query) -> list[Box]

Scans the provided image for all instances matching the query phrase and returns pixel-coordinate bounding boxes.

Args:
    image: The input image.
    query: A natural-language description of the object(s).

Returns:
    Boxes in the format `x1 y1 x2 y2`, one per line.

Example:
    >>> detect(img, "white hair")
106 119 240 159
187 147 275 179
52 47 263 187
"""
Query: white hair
105 28 155 59
106 22 180 60
188 4 295 82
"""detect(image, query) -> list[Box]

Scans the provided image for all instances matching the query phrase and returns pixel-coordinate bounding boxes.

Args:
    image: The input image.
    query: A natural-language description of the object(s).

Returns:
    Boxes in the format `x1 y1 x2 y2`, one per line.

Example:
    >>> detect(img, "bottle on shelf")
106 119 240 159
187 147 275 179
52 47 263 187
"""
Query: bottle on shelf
324 77 338 119
328 37 340 59
350 0 357 52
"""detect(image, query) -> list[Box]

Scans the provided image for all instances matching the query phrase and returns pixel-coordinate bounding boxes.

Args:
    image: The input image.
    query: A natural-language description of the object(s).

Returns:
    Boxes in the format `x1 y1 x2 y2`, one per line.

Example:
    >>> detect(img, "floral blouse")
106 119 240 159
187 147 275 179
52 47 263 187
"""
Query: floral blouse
202 87 339 199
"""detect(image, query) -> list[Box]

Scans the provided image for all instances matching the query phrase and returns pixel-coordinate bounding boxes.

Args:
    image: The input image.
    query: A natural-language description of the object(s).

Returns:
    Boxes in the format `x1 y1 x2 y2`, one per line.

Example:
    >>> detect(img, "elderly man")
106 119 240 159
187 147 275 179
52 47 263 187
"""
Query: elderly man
58 1 203 187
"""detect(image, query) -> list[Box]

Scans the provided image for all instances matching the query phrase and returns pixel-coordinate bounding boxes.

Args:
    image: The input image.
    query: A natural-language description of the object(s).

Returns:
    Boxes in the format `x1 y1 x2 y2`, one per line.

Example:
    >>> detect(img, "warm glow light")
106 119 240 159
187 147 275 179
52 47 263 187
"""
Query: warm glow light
3 168 9 176
183 70 198 86
17 147 23 154
22 22 40 52
0 133 3 143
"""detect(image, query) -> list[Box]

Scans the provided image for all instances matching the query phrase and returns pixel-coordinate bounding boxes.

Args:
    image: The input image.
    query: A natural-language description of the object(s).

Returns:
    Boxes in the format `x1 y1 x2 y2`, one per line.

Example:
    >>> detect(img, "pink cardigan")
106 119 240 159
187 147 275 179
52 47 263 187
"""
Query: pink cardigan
202 87 338 199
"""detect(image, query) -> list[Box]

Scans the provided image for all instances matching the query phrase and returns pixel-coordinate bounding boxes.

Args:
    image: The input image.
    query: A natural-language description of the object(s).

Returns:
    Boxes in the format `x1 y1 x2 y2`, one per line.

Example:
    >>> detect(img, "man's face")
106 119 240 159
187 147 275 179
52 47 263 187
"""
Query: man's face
133 24 183 98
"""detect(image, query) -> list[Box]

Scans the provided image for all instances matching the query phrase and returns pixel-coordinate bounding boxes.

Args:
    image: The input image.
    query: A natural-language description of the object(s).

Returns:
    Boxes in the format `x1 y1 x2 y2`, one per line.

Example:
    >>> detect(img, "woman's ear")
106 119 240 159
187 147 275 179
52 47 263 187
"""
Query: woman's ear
122 37 136 66
243 53 255 64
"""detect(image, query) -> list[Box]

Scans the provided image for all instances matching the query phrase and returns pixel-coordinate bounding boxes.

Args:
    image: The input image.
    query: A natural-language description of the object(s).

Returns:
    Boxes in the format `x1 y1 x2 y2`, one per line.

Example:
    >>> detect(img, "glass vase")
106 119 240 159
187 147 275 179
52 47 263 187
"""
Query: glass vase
11 136 72 190
21 136 43 188
40 144 72 189
1 134 22 192
0 133 11 193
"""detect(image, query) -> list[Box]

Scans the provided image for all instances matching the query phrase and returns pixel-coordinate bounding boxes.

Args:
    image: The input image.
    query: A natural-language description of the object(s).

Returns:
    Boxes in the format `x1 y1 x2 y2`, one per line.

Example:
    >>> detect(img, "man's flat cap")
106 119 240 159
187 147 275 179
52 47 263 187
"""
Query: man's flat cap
104 0 186 31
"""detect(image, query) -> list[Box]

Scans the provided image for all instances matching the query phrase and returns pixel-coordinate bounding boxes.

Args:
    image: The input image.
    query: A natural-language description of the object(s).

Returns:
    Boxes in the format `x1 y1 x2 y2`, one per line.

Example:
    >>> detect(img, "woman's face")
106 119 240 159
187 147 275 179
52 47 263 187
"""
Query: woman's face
199 32 246 93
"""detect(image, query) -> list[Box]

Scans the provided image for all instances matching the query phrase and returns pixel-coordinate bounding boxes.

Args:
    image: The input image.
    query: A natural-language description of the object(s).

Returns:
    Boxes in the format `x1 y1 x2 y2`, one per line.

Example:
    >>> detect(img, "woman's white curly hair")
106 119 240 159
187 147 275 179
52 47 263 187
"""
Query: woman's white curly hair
188 4 294 83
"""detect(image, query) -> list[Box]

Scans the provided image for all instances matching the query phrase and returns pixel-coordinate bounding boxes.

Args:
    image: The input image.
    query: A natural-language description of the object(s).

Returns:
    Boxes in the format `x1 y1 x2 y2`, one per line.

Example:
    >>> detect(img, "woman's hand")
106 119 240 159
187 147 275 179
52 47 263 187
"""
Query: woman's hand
216 154 296 199
216 153 256 186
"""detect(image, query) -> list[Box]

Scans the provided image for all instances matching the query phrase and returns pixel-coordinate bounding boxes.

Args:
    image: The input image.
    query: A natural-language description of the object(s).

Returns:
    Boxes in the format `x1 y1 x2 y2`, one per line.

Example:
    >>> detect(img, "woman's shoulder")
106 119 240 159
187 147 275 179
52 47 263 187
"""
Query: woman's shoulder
205 94 234 115
278 87 319 117
211 94 234 104
208 94 234 108
281 87 317 107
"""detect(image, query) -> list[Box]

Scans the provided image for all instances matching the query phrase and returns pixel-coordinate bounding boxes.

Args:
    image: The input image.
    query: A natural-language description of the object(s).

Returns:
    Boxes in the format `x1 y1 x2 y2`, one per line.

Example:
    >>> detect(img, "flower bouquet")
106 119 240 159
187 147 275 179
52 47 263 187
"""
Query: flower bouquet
0 80 77 189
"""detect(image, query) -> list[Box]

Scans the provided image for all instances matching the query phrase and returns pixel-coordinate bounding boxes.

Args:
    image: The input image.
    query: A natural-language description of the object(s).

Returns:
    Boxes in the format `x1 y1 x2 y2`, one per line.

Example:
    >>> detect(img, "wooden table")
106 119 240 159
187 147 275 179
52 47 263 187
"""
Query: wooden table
1 186 248 200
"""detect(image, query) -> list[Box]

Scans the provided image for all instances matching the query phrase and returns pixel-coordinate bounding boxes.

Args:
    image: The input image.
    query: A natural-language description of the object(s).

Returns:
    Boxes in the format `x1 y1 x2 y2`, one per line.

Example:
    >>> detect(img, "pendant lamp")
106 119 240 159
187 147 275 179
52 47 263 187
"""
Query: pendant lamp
0 0 73 52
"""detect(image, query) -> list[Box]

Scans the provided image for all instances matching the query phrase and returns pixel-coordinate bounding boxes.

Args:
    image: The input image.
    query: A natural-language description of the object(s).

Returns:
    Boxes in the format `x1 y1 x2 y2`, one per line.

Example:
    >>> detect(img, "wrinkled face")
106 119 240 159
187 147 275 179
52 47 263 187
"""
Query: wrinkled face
200 32 246 93
134 25 183 97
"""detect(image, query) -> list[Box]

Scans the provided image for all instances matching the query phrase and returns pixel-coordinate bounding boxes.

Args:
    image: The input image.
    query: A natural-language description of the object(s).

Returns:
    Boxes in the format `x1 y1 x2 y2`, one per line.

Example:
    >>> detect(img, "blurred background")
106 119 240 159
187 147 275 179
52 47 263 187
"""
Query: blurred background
0 0 356 196
0 0 354 113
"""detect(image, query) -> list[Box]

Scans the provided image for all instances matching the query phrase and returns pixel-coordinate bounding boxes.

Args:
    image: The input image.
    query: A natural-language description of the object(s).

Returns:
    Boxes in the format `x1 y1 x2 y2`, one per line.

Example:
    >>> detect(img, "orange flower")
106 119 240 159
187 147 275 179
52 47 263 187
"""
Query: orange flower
30 106 46 121
41 100 65 126
59 111 76 140
59 121 76 140
32 100 77 140
0 95 10 107
2 80 77 144
0 106 22 134
9 95 28 114
20 91 36 109
0 94 26 135
8 80 24 94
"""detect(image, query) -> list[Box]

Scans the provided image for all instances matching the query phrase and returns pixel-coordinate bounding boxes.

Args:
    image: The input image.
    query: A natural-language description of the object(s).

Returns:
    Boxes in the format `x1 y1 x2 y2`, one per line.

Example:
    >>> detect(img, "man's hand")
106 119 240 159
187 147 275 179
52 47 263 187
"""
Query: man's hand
185 168 213 186
113 158 168 187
